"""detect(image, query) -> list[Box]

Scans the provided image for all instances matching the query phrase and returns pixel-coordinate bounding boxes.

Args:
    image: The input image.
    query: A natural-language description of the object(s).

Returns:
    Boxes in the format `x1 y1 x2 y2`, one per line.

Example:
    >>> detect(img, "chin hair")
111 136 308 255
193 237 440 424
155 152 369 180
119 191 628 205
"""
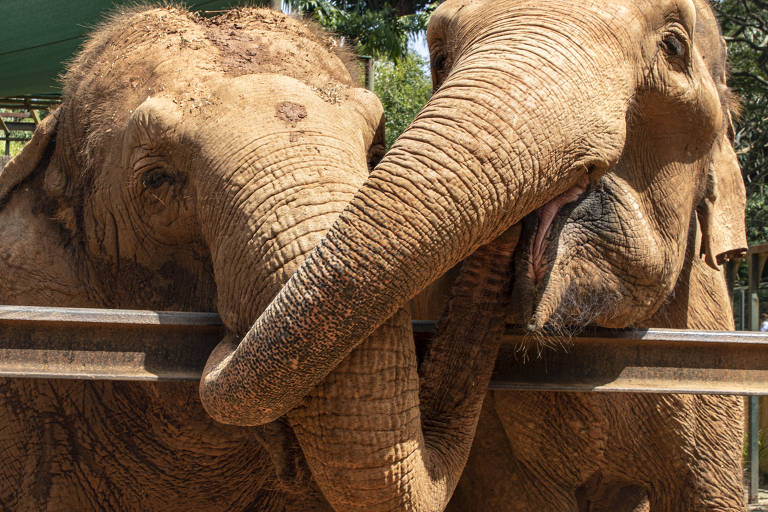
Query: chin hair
515 285 622 361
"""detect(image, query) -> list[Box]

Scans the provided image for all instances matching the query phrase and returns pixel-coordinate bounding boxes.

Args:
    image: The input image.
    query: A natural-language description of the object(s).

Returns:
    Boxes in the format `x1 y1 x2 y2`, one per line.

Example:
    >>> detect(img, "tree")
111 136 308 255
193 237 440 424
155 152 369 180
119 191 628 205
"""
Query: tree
714 0 768 244
373 52 432 148
286 1 436 60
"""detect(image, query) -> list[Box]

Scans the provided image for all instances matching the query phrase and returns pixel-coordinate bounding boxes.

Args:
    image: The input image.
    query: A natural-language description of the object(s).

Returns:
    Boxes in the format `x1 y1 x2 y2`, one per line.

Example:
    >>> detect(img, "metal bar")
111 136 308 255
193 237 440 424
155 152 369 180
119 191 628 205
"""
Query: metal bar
750 396 760 503
3 306 768 396
4 122 35 132
493 329 768 395
0 112 33 119
0 306 223 381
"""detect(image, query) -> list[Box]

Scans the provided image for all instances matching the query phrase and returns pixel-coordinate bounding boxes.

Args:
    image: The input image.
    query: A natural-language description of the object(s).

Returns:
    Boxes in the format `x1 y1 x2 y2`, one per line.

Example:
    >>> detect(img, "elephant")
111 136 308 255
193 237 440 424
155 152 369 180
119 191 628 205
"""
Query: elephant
0 6 518 511
447 3 749 510
200 0 748 510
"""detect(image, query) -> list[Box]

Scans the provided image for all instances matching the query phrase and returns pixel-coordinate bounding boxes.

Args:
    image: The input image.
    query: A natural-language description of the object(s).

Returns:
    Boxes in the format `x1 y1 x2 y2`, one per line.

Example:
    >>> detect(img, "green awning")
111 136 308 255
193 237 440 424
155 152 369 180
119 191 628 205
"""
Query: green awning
0 0 253 98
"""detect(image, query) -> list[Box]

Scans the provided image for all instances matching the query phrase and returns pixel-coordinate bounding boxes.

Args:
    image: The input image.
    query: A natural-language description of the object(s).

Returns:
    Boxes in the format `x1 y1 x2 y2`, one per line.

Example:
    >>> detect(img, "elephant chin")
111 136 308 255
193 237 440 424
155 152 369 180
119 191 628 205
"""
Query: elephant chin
525 273 627 333
508 184 649 333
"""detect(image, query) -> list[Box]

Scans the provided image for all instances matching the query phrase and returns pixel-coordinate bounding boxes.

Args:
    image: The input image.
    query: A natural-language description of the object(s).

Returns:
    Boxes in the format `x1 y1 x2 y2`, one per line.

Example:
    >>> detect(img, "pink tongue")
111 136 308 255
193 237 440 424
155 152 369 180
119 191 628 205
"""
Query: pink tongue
529 177 589 282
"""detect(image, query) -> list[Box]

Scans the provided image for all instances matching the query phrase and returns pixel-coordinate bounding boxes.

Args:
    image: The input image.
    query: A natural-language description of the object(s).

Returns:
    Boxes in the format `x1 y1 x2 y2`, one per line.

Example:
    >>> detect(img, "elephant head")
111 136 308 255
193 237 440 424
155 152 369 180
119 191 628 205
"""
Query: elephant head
0 7 383 509
507 0 747 330
200 0 746 425
0 7 383 320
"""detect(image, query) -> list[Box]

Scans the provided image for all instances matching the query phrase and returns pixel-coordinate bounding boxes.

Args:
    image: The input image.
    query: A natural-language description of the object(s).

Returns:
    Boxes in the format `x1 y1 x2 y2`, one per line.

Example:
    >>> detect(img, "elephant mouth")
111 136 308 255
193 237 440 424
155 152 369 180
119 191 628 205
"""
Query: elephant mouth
527 175 590 284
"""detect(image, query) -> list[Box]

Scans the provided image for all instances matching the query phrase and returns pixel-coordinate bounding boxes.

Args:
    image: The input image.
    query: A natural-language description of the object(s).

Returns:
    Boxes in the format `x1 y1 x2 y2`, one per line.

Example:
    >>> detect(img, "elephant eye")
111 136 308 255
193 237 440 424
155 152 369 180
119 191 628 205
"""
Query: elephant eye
660 33 686 59
141 168 175 189
433 53 447 72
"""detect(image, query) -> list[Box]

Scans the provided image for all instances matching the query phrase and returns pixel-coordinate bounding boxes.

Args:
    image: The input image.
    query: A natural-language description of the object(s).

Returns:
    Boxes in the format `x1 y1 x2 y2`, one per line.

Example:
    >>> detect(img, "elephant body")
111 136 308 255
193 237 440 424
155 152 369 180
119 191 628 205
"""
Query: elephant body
0 7 369 511
449 240 744 511
0 380 330 511
0 6 513 511
447 4 746 507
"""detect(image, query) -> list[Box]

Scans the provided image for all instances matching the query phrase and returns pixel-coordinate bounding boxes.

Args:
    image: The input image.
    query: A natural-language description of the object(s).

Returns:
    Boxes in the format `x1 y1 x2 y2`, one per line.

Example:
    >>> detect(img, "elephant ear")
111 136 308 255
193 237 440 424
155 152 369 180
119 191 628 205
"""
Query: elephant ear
348 88 385 170
0 108 59 206
697 134 748 269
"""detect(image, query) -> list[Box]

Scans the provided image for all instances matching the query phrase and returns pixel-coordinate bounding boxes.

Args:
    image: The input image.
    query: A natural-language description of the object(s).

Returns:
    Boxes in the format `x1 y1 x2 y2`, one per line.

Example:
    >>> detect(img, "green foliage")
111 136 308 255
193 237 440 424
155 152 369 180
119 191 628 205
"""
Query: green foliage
373 53 432 148
714 0 768 244
746 186 768 244
286 1 436 60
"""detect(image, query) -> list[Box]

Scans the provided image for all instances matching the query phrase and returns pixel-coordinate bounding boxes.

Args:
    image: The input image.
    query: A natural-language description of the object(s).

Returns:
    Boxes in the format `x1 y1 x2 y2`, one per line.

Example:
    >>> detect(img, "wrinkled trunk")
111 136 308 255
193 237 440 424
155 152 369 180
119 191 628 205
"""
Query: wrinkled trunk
200 53 630 425
287 226 518 511
200 14 634 512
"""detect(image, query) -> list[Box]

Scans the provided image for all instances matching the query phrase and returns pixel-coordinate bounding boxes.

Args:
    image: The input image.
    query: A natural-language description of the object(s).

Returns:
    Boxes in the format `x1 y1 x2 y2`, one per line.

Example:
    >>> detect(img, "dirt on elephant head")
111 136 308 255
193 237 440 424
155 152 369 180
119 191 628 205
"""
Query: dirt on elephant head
58 6 359 178
275 101 308 126
64 6 358 90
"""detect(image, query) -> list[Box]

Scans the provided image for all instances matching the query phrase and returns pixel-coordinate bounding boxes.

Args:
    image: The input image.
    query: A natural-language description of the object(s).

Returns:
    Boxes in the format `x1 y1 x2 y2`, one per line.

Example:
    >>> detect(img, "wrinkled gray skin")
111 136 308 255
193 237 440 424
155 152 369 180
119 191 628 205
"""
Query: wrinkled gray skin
0 6 519 511
201 0 748 510
446 2 748 510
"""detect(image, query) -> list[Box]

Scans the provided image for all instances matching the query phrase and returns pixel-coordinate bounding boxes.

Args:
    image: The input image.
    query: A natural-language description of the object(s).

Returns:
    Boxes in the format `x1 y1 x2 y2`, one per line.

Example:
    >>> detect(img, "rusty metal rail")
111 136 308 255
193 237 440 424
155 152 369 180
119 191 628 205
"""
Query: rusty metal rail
1 305 767 395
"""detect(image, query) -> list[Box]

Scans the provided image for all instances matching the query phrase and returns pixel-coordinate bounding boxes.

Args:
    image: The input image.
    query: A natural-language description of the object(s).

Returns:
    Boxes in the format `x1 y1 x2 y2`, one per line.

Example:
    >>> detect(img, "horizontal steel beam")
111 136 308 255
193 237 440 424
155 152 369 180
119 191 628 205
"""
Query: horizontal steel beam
493 328 768 395
3 121 35 132
1 306 767 395
0 306 222 381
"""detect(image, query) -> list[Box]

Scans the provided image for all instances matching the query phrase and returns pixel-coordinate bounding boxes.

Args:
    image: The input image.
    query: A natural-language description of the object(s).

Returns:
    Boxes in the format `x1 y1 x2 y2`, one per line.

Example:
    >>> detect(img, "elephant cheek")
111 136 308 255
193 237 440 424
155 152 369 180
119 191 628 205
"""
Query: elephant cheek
530 228 673 330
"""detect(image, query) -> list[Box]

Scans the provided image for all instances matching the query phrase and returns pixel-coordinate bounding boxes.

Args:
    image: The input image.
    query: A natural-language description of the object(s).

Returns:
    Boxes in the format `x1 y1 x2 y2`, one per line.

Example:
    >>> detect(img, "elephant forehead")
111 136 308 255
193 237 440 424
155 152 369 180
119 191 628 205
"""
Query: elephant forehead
431 0 689 33
201 74 369 132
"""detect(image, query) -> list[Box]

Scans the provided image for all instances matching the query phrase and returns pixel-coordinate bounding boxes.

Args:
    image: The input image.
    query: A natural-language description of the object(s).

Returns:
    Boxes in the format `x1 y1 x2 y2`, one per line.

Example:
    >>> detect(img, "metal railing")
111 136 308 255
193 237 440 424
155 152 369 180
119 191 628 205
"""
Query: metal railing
0 304 764 500
1 305 766 394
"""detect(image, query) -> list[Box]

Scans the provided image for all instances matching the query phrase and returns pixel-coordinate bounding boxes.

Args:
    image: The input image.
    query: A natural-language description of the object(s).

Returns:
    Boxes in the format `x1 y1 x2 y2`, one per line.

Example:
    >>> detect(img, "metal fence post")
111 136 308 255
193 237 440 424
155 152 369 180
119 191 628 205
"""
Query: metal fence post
748 250 767 504
752 396 761 504
0 117 9 156
749 252 760 331
366 57 375 91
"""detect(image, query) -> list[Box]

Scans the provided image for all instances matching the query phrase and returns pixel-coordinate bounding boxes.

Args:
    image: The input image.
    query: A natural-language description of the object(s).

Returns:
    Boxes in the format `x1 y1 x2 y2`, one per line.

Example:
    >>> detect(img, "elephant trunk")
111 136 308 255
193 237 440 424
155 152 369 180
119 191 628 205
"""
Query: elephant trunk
287 227 519 512
200 35 631 425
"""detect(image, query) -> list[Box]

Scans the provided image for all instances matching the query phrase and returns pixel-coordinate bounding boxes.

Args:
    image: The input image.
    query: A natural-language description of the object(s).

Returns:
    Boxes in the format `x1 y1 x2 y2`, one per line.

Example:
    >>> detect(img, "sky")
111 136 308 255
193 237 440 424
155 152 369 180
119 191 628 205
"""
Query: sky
409 31 430 62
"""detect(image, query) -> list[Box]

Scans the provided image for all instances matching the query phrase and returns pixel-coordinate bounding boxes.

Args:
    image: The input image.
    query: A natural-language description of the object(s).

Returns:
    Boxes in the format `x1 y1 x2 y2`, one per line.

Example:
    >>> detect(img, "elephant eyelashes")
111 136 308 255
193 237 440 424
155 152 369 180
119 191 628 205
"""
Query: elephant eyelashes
660 33 686 59
432 52 449 86
141 169 175 189
433 53 447 72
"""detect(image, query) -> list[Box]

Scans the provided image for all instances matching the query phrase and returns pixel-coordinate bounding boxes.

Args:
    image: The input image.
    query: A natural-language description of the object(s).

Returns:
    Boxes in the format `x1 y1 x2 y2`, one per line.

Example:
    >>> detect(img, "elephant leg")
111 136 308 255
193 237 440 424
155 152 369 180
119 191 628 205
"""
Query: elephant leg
449 394 581 512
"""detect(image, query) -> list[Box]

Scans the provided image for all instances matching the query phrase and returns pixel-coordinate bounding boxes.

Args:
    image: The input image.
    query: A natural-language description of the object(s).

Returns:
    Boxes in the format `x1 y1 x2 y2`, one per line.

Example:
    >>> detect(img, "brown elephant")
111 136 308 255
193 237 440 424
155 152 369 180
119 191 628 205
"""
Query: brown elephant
448 2 750 510
0 6 516 511
200 0 748 510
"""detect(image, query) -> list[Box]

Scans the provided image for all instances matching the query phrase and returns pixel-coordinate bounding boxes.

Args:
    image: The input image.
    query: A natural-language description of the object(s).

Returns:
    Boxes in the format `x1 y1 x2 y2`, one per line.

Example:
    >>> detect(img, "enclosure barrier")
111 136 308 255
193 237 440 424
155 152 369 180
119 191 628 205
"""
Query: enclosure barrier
1 305 766 392
1 304 765 501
